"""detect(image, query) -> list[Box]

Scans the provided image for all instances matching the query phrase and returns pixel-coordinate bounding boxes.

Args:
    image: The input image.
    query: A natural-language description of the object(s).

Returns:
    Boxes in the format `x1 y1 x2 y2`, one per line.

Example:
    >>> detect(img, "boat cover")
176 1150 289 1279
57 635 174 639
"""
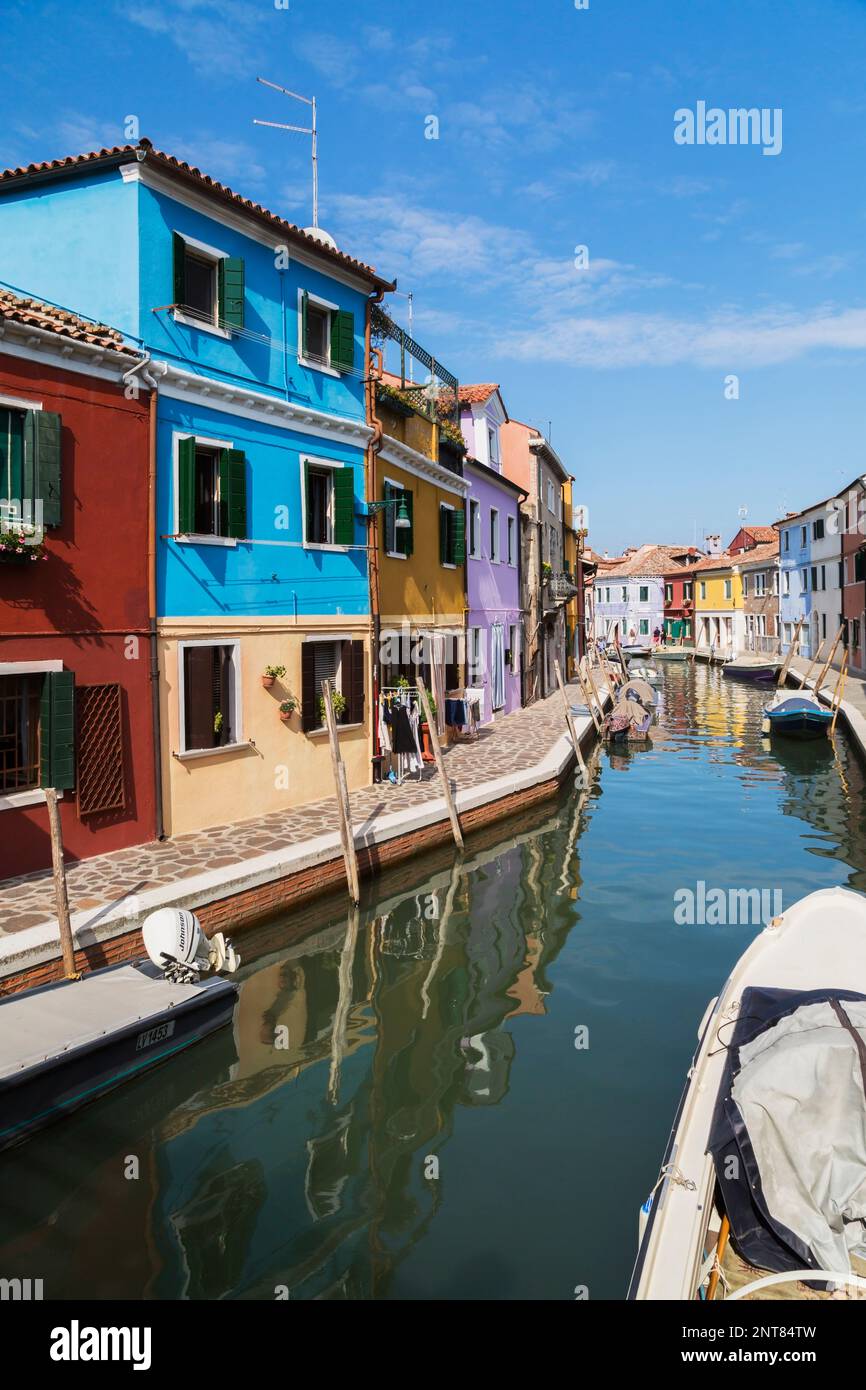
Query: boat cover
708 985 866 1276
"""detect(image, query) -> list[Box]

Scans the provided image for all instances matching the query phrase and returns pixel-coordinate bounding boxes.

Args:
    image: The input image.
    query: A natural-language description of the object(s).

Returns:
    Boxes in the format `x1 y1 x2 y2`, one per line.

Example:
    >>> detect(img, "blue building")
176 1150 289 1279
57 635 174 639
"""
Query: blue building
777 511 813 658
0 140 395 833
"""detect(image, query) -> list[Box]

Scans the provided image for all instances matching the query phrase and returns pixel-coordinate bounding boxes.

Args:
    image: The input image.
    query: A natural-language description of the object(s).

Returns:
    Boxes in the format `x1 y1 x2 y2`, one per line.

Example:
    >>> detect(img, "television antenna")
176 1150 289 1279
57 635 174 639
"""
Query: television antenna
738 505 748 520
254 77 319 229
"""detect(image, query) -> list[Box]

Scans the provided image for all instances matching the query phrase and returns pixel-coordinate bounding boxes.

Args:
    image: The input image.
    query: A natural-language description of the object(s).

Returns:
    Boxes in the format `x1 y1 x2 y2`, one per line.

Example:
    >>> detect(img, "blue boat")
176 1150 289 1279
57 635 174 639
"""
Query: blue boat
763 692 833 739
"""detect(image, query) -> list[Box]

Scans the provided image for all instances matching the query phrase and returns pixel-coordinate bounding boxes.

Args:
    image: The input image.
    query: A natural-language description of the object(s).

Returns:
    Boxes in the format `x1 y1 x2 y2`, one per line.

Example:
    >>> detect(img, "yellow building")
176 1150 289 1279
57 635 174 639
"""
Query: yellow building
373 378 469 699
693 550 744 657
562 481 589 676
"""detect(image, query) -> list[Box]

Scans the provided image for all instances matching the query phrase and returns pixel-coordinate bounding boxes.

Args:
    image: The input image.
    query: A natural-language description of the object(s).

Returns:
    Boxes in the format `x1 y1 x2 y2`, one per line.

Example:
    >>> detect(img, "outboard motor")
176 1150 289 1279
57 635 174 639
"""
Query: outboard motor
142 908 240 983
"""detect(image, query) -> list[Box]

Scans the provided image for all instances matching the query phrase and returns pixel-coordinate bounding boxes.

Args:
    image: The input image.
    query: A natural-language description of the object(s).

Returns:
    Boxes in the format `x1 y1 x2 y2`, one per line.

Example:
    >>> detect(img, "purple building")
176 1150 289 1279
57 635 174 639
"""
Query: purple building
463 450 525 722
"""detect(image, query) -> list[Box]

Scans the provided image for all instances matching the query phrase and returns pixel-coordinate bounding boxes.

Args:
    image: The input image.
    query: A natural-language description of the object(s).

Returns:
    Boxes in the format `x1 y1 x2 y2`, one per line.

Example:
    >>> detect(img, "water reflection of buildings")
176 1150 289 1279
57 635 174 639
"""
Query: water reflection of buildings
771 732 866 892
141 780 597 1301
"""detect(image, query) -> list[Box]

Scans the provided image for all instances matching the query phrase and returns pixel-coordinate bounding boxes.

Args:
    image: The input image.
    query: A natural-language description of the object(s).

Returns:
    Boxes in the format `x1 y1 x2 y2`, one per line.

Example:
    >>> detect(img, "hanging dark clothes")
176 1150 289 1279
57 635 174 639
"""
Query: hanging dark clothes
391 705 417 754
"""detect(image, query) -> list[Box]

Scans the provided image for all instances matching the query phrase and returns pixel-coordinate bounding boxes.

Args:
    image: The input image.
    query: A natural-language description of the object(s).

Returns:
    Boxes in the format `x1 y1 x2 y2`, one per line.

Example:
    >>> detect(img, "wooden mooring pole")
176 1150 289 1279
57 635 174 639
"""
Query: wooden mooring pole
831 656 848 736
815 625 845 695
45 787 78 979
416 678 463 850
322 679 360 904
555 659 588 782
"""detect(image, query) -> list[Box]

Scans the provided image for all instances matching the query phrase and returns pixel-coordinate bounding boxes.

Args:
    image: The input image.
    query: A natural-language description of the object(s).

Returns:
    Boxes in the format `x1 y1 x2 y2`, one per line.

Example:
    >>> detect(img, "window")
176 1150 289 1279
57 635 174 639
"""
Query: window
784 530 790 552
547 480 555 513
783 571 790 596
0 673 41 792
490 507 500 562
177 436 247 541
439 504 465 566
743 574 750 597
724 579 732 600
811 566 818 591
754 572 766 597
0 404 62 530
639 618 649 636
300 637 365 733
684 620 692 638
172 233 244 331
665 583 673 603
506 623 519 672
856 549 866 583
683 581 693 601
382 479 413 557
303 460 354 547
699 581 707 600
801 526 807 547
469 627 483 683
488 427 499 465
822 612 827 639
181 643 240 752
507 514 516 565
299 291 355 373
469 499 481 557
639 585 649 603
801 569 808 593
605 588 611 603
621 586 628 603
813 518 825 540
821 564 826 591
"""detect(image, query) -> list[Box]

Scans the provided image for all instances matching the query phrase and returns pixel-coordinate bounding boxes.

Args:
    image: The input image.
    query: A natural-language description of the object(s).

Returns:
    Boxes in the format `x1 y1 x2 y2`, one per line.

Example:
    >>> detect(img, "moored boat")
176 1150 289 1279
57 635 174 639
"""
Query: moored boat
621 643 652 659
723 655 781 682
627 664 660 683
0 910 239 1154
654 647 690 660
762 690 834 740
629 886 866 1300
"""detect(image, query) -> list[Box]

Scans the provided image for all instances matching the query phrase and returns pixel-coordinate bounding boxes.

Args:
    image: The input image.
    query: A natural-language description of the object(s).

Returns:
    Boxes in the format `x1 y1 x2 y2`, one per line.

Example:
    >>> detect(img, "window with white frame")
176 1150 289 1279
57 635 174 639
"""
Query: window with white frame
547 480 555 513
621 586 627 603
180 642 240 752
783 571 790 596
699 581 707 600
488 426 499 466
754 571 767 596
469 627 483 682
490 507 500 562
507 514 515 565
506 622 519 672
469 499 481 557
298 290 355 374
724 578 732 600
302 459 354 548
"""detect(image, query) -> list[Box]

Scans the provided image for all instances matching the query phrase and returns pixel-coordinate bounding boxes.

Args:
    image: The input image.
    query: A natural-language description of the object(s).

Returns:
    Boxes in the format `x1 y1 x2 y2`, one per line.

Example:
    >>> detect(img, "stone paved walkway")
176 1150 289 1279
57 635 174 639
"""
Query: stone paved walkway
1 683 593 937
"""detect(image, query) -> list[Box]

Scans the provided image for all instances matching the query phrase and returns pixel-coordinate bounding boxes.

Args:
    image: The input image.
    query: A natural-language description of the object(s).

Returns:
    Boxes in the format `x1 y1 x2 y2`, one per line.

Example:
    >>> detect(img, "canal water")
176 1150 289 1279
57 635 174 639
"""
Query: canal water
2 662 865 1300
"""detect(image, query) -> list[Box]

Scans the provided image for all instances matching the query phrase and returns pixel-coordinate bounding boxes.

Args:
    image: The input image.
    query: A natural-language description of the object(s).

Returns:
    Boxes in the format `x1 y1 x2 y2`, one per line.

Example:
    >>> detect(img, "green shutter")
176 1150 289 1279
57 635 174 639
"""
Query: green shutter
21 410 36 525
40 670 75 791
439 506 448 565
301 290 309 357
35 411 62 528
399 488 413 557
219 449 247 539
178 436 196 534
452 506 465 566
219 256 245 330
173 232 186 307
333 466 354 546
331 309 355 373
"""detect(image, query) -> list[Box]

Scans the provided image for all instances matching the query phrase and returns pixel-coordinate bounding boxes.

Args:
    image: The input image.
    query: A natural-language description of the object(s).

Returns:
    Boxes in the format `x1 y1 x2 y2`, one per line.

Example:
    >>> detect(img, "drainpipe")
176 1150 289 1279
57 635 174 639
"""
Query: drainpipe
146 380 165 841
365 288 386 759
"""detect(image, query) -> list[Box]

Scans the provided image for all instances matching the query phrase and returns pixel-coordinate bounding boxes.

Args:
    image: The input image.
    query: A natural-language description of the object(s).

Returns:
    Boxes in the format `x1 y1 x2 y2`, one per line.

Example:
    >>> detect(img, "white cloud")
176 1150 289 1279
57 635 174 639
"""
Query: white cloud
124 0 267 79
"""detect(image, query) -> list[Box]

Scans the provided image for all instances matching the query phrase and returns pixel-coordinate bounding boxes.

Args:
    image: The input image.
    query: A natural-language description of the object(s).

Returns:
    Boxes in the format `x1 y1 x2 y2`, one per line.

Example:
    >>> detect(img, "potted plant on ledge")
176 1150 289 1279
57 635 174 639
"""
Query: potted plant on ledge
279 698 298 723
262 664 286 688
317 689 347 727
0 526 46 564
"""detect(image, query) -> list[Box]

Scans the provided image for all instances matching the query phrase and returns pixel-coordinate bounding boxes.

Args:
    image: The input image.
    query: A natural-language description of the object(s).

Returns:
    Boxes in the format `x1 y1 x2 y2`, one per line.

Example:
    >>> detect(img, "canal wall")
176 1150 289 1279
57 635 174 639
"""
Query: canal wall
0 684 611 995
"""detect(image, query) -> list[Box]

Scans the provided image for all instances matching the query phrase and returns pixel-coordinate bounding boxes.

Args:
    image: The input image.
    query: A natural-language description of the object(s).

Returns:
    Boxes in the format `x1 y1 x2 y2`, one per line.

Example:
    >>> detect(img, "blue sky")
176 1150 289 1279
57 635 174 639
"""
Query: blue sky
2 0 866 553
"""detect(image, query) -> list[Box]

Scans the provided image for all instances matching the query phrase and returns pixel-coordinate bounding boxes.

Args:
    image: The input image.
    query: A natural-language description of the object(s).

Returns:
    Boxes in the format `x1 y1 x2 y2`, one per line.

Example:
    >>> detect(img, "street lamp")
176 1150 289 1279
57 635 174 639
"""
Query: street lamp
365 496 411 528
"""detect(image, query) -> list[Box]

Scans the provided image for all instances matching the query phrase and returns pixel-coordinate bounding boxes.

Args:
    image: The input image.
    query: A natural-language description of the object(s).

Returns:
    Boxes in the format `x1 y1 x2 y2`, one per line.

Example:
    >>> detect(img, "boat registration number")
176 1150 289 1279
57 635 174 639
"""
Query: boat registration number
135 1021 176 1051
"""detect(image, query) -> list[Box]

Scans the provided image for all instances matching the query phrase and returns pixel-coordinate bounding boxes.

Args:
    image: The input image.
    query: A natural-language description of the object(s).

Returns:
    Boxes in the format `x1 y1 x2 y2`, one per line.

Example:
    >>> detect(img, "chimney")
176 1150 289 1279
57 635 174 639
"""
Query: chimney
705 533 722 556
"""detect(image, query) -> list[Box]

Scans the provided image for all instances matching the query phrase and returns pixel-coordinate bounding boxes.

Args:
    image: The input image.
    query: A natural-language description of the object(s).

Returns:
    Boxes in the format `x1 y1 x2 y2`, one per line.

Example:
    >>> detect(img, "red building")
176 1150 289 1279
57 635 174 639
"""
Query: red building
662 549 702 646
840 478 866 675
0 290 156 877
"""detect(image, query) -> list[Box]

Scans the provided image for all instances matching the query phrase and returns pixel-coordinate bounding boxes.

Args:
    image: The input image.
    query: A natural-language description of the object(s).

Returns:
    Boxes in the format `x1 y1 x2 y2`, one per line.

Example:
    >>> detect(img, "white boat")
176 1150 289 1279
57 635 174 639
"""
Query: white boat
627 664 660 683
629 887 866 1300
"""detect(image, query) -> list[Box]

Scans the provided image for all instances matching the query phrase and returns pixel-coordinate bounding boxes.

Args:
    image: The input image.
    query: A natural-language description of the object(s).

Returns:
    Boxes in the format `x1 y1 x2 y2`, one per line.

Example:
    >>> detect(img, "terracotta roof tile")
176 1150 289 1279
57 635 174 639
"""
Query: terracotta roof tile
742 525 777 543
457 383 499 405
599 543 696 577
0 140 394 291
0 287 136 355
736 539 779 565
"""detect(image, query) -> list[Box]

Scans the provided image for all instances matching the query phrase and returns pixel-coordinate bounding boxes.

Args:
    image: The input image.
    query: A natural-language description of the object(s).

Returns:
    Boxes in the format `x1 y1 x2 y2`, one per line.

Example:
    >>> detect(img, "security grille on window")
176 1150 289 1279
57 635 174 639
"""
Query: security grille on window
183 645 236 751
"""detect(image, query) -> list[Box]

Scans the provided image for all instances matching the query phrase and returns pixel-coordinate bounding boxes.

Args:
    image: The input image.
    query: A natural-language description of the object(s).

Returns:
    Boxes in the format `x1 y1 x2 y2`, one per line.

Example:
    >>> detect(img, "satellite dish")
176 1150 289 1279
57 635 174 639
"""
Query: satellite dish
303 226 338 250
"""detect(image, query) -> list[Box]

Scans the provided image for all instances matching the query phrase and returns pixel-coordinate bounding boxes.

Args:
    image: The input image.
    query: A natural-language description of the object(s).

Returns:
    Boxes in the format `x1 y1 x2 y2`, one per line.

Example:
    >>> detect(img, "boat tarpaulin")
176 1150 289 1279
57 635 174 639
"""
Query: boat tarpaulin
708 986 866 1277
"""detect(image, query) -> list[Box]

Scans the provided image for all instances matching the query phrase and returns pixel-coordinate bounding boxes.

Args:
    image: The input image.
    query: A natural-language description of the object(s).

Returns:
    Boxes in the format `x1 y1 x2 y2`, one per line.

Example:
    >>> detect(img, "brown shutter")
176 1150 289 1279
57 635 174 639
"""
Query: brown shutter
342 640 365 725
301 642 318 732
184 646 217 750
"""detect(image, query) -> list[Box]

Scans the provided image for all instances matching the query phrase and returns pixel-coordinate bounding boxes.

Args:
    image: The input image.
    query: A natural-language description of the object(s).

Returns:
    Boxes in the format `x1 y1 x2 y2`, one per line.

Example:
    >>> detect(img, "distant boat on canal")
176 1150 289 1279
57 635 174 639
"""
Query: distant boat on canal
630 886 866 1301
722 654 781 682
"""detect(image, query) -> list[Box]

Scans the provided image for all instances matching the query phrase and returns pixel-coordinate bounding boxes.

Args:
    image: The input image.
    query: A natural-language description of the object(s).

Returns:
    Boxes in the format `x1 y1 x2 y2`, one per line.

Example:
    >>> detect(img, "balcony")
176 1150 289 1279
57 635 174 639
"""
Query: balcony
546 571 580 605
